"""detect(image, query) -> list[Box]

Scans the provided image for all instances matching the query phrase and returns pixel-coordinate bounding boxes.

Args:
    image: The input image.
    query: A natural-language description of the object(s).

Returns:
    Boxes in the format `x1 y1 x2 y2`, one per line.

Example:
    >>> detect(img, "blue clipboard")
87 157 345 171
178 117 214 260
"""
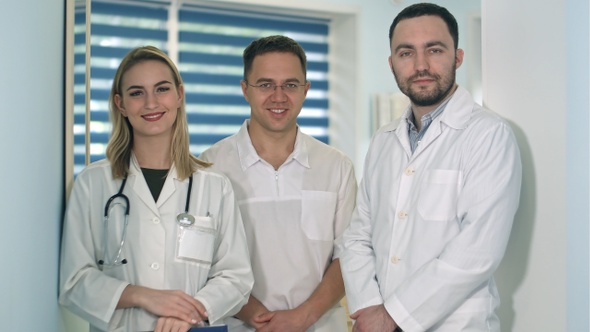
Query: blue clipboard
187 325 228 332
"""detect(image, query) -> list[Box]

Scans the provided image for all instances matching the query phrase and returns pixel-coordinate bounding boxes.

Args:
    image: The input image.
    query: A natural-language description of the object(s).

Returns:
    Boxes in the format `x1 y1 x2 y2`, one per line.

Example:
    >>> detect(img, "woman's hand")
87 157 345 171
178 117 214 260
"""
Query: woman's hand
154 316 195 332
118 285 207 325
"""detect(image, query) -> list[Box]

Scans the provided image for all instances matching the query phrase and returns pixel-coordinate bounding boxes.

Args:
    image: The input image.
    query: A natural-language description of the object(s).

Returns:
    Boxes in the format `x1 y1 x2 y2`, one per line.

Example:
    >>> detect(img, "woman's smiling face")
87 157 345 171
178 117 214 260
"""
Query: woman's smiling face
114 60 183 141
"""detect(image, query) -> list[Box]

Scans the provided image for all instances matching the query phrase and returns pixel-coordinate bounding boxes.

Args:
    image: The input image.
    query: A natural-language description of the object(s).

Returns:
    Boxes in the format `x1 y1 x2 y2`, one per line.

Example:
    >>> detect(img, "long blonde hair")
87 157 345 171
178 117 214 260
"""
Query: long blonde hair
106 45 210 179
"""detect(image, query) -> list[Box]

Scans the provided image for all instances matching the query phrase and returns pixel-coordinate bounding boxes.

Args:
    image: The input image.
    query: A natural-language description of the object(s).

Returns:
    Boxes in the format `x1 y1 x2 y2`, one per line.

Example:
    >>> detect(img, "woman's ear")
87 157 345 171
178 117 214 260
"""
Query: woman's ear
176 84 185 107
114 94 127 117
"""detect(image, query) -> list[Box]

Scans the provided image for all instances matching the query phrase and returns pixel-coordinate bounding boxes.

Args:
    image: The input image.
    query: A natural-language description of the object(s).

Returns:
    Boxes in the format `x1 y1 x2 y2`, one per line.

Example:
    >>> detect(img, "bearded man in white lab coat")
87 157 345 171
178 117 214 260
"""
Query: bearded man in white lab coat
340 3 522 332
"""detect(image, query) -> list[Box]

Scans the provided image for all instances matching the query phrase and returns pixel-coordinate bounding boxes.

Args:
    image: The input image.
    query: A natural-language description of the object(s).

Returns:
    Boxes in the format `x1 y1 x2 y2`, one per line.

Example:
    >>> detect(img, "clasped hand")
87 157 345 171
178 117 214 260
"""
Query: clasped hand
251 308 314 332
121 286 207 332
350 304 397 332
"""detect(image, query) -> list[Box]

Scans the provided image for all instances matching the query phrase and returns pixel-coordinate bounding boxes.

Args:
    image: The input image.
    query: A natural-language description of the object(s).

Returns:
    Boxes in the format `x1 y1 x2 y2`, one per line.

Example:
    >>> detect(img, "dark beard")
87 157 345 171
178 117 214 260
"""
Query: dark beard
394 67 457 107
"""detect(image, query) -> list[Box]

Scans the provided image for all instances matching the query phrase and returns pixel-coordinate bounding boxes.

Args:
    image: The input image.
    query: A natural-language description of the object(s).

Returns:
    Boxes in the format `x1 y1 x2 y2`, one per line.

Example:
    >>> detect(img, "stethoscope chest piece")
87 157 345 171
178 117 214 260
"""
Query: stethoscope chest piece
176 212 195 227
176 174 195 227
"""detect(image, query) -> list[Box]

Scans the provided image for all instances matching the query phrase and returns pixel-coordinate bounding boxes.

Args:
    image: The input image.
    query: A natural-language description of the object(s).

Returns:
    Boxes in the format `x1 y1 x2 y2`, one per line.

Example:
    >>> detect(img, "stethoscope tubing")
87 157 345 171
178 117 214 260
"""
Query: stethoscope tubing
99 173 194 267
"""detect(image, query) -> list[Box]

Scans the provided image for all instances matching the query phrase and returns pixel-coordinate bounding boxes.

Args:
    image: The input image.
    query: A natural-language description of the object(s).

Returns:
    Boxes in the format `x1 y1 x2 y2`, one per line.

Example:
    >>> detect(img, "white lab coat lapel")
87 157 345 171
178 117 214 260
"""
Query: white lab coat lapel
406 87 475 161
393 110 413 159
156 165 179 208
410 117 443 161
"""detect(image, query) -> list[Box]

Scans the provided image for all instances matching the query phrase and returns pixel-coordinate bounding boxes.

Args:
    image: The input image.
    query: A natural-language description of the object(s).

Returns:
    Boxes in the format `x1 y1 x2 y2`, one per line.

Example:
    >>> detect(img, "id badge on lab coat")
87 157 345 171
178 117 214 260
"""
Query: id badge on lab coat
176 216 216 266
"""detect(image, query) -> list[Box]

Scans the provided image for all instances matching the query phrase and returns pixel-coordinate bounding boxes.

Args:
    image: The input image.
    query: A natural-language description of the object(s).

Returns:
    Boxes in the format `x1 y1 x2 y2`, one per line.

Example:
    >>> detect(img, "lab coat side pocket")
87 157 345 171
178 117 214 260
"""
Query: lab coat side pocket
175 216 216 267
417 169 461 221
301 190 337 241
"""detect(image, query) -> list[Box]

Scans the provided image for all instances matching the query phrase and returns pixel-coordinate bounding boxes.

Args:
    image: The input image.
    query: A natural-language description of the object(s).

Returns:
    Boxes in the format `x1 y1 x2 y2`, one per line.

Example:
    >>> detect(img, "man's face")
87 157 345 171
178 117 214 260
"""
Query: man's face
389 15 463 108
241 52 309 136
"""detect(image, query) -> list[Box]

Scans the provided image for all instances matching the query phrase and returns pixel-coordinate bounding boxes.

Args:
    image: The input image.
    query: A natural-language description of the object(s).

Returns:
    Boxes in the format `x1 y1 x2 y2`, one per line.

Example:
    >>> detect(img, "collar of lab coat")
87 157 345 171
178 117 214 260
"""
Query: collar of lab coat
128 152 184 216
384 86 476 135
236 119 310 171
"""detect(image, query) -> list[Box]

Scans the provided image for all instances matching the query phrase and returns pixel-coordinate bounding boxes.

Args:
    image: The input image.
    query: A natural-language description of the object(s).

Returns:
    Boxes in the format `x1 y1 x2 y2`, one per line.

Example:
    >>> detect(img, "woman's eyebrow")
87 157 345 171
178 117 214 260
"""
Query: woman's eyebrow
125 80 172 91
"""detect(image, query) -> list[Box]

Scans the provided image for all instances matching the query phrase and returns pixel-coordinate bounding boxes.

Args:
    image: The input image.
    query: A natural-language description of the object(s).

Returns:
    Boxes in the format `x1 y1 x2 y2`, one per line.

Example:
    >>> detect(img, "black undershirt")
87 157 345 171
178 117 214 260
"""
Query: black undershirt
141 168 168 202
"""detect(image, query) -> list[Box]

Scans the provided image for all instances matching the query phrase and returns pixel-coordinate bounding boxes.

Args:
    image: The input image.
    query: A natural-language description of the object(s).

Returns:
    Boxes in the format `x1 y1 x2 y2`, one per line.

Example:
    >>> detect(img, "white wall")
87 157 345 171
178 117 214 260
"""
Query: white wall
483 0 589 330
314 0 480 171
3 0 587 331
565 0 589 329
0 0 65 331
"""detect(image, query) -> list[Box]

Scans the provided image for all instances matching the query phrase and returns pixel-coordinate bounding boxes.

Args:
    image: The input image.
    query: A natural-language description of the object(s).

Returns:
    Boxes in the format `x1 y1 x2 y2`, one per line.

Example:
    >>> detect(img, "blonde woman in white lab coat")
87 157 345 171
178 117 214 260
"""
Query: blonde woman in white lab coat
59 46 253 332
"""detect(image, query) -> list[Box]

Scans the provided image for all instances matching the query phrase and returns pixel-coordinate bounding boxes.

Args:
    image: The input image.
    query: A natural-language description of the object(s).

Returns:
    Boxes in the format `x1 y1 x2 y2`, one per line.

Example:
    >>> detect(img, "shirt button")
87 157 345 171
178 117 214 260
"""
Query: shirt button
150 262 160 270
397 211 407 219
391 256 401 264
404 167 414 176
153 218 160 224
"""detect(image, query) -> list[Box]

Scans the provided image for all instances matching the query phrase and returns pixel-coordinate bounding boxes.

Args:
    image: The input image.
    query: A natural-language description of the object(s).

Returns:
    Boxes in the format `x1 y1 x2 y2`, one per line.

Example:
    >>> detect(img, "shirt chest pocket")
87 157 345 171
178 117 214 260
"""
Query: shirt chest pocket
300 190 337 241
417 170 461 221
175 216 216 266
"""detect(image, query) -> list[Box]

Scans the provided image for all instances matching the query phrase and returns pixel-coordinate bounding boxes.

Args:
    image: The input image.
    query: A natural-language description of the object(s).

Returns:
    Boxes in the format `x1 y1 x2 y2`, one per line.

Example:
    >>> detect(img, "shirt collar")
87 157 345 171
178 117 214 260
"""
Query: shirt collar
387 86 476 134
236 119 310 170
406 94 452 133
292 131 310 168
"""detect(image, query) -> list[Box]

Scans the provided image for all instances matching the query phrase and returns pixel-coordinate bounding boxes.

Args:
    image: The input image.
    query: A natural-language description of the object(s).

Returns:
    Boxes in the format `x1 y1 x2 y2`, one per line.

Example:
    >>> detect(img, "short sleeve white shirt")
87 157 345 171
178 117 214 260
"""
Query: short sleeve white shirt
200 120 357 331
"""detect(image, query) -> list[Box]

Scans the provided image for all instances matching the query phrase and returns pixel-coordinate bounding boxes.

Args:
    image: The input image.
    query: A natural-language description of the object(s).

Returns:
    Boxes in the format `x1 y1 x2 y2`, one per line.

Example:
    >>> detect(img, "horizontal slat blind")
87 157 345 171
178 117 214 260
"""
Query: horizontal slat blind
73 1 330 175
74 1 168 175
73 3 87 175
178 5 330 154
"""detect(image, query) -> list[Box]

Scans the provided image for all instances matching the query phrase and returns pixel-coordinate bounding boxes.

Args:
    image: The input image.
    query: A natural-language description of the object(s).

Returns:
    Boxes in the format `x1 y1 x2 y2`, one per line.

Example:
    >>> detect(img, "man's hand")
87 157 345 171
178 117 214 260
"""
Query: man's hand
254 307 314 332
235 296 271 329
350 304 397 332
118 285 207 326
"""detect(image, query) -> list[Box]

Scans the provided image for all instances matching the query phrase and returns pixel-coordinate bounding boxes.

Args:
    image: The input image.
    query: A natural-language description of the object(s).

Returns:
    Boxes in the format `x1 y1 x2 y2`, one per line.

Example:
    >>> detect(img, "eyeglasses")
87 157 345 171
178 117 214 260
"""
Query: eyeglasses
246 81 307 93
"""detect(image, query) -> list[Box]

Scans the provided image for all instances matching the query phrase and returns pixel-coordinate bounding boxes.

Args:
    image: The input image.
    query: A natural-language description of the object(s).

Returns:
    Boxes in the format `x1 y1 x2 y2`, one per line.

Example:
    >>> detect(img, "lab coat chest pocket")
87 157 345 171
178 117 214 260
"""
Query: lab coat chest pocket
301 190 337 241
176 216 216 266
417 170 461 221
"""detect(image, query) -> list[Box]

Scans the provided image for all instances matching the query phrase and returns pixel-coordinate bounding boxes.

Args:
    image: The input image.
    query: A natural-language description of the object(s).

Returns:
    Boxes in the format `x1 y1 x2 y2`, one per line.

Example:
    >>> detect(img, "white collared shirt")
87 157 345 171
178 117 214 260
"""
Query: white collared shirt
341 87 522 331
200 121 357 331
59 155 253 331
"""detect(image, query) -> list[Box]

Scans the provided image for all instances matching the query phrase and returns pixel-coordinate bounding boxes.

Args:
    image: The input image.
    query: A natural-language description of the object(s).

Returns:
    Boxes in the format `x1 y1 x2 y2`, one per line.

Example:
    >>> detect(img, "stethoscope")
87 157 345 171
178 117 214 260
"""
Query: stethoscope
97 174 195 267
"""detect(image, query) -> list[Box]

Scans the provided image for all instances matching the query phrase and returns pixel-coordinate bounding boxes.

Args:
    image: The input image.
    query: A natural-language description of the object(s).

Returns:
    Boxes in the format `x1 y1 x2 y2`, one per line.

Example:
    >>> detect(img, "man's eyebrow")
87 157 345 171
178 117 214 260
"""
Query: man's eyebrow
254 77 273 83
394 40 450 53
254 77 302 84
394 43 416 53
425 41 449 49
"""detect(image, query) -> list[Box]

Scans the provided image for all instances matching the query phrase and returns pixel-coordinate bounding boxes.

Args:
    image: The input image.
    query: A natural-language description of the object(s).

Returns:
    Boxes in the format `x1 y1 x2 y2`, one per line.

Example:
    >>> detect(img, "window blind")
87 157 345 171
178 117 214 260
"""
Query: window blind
73 0 330 175
177 4 331 154
73 3 87 174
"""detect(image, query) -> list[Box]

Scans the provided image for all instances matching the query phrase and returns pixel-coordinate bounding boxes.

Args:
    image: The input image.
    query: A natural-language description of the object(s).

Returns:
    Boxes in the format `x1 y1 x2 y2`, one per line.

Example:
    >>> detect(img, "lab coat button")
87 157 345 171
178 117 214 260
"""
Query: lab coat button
397 211 407 219
153 218 160 224
404 167 414 176
391 256 400 264
150 262 160 270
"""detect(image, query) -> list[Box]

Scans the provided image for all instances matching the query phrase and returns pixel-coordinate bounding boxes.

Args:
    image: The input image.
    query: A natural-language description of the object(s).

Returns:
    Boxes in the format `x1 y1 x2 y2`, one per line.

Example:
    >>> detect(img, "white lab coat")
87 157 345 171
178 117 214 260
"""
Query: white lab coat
200 121 357 331
59 155 253 332
341 87 522 331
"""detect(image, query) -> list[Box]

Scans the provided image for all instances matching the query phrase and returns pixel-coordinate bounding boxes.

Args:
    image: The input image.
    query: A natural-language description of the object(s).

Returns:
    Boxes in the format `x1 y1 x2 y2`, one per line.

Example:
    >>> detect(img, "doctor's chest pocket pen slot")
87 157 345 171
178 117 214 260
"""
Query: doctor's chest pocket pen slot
176 216 217 266
417 169 461 221
301 190 337 241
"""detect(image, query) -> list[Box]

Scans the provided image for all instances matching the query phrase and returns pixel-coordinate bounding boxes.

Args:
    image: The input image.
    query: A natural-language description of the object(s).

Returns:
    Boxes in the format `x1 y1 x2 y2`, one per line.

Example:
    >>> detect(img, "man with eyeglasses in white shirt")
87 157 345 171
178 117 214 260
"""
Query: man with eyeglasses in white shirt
340 3 522 332
200 35 357 332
